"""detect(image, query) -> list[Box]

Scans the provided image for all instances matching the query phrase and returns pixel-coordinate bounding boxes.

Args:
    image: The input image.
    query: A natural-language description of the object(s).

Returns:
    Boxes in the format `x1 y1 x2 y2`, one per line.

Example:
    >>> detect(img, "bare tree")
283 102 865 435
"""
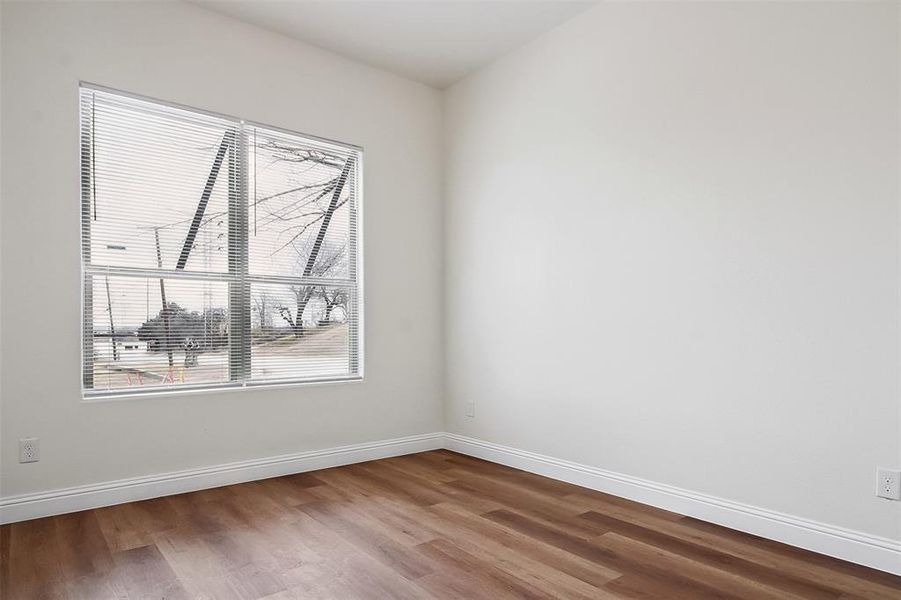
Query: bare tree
255 141 353 257
318 288 348 325
276 242 348 336
253 291 275 331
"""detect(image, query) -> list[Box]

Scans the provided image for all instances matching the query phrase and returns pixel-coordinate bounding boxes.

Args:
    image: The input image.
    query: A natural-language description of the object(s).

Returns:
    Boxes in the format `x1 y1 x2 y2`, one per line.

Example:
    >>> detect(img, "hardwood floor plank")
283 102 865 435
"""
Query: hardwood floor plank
378 455 459 486
154 531 248 599
427 502 622 588
416 537 561 600
581 509 844 599
602 572 734 600
483 508 759 599
298 501 436 580
681 516 901 592
349 462 456 506
345 496 443 546
0 525 10 598
564 488 687 522
51 511 115 580
2 450 897 599
282 511 433 600
581 507 901 600
108 543 191 600
439 456 578 498
358 495 617 597
442 476 611 539
598 531 809 600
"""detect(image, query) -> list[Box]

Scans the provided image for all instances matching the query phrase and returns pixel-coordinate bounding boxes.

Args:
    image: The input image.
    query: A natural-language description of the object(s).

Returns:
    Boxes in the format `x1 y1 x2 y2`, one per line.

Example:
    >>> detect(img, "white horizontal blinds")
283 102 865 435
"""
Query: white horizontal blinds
248 283 355 381
246 126 360 383
89 276 231 390
85 91 236 274
81 86 361 395
81 87 242 393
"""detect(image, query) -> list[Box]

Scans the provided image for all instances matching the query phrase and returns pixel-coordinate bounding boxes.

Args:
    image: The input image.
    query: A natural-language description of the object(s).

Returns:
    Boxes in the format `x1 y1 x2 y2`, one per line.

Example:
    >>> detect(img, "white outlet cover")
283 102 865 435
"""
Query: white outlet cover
19 437 40 463
465 402 475 418
876 467 900 500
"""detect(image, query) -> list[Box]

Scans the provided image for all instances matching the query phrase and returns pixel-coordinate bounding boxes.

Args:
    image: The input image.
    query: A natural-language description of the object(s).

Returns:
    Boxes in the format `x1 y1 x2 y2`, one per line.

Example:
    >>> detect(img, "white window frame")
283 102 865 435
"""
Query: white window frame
80 83 364 399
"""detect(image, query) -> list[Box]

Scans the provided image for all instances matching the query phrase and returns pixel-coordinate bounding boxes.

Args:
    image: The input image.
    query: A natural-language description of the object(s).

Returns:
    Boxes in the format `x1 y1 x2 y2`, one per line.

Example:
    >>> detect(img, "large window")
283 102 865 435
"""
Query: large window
80 85 362 396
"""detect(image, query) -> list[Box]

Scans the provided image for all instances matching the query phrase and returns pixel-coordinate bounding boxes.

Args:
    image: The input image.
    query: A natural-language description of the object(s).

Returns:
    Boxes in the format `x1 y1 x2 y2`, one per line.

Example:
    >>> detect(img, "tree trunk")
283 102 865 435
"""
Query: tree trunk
294 286 315 337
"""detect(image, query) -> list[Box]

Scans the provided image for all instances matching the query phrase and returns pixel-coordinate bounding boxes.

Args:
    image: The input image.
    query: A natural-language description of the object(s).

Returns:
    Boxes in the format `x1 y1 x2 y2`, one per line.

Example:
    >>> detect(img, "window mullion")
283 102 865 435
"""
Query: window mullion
228 124 251 383
84 265 237 282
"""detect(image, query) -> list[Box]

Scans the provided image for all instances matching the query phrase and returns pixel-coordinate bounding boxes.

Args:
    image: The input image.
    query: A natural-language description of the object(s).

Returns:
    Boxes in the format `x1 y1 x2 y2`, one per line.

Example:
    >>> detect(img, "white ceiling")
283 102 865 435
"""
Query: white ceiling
193 1 596 88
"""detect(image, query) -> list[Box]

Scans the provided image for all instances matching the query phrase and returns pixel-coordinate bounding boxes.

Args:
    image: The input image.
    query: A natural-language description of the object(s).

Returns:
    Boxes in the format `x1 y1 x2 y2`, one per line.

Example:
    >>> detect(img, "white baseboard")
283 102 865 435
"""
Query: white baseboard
2 431 897 576
0 432 443 525
444 433 901 576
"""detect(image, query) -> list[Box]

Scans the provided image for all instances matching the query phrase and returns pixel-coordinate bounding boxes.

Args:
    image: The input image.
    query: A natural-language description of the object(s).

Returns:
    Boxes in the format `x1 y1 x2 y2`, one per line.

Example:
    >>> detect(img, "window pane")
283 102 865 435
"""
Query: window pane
250 283 356 382
86 92 234 273
248 127 354 279
88 276 230 392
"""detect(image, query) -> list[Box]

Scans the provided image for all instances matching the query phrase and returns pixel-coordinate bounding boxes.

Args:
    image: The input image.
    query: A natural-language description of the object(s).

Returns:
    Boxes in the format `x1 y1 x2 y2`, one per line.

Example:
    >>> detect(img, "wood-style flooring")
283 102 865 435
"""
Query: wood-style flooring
1 450 899 599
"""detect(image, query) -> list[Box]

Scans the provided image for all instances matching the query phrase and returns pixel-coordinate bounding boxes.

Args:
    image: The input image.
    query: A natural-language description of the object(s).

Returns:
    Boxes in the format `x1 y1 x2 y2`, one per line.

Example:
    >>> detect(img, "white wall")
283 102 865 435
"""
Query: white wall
444 1 900 541
0 1 444 497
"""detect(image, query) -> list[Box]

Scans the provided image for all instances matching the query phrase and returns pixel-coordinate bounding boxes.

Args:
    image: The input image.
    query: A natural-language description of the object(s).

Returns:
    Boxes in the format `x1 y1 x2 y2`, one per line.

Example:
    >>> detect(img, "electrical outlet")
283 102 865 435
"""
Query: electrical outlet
19 437 39 463
876 468 900 500
465 401 475 418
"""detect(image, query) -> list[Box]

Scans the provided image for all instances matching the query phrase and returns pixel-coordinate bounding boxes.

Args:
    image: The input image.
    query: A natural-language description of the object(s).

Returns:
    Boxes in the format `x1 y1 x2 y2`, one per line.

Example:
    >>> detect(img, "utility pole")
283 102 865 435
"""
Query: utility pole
104 276 118 361
155 228 174 369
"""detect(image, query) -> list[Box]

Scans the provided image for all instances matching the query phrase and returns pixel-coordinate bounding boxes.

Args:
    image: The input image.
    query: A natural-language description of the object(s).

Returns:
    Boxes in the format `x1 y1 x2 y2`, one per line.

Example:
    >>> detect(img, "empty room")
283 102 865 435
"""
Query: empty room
0 0 899 597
